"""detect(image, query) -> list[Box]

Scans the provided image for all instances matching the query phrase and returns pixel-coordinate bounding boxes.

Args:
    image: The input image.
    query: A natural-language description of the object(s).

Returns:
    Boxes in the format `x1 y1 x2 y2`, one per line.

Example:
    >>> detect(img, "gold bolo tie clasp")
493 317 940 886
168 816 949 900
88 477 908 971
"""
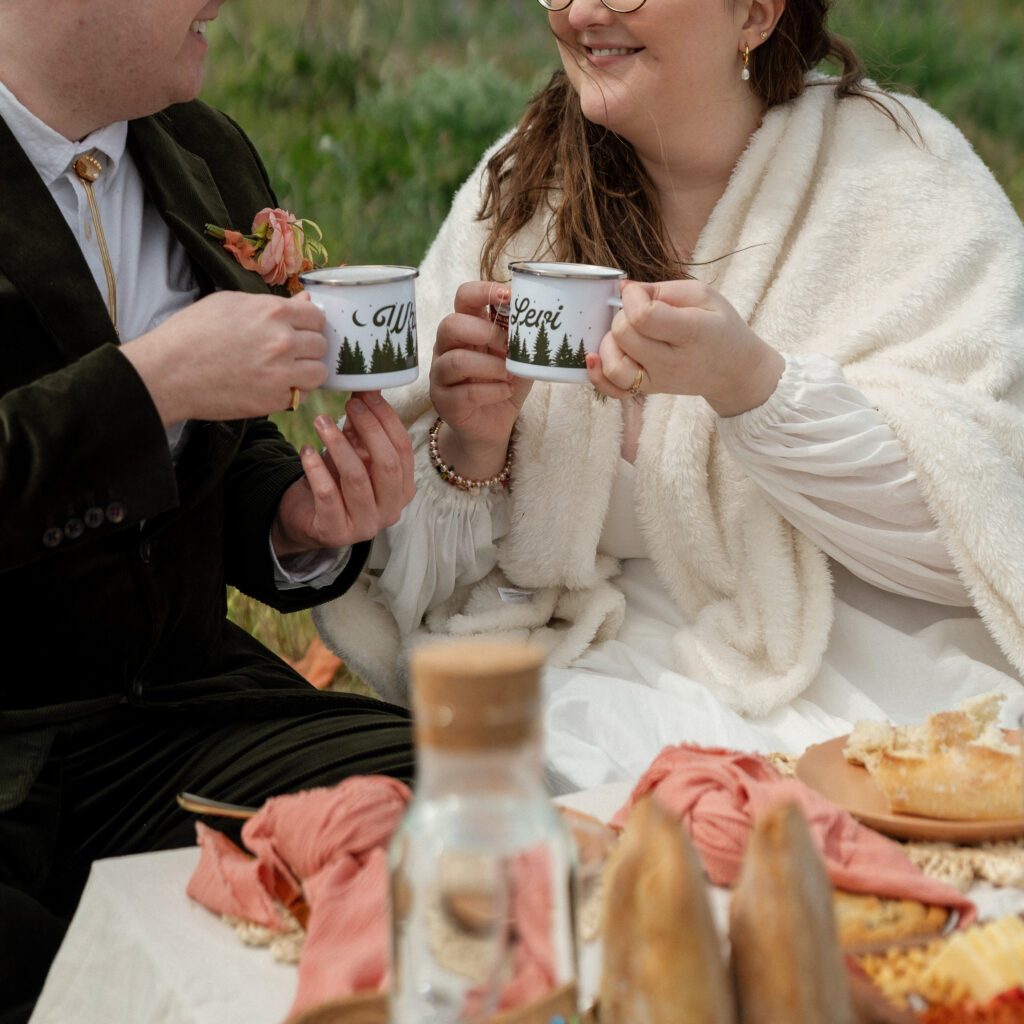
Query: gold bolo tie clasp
73 151 118 335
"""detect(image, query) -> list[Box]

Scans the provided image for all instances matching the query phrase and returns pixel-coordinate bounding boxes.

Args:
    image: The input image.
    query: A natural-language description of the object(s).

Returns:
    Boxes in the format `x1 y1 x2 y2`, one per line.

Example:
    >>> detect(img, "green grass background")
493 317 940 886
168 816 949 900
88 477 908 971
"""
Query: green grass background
201 0 1024 684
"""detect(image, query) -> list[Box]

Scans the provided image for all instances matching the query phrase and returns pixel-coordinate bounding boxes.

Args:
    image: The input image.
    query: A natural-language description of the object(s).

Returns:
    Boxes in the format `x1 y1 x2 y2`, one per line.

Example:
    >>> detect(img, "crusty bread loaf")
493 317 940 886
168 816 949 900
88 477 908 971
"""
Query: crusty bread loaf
843 692 1021 821
729 802 857 1024
871 743 1021 820
599 796 736 1024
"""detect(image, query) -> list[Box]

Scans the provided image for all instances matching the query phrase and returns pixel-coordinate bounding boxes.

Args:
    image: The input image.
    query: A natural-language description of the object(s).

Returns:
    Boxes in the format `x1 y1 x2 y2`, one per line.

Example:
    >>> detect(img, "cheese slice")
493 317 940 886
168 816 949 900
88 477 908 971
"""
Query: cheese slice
922 916 1024 1002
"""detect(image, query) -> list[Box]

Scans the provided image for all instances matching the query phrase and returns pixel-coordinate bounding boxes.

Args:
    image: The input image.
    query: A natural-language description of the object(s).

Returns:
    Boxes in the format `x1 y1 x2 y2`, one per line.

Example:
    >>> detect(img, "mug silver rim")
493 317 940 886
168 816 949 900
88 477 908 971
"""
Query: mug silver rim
508 259 625 281
299 265 419 287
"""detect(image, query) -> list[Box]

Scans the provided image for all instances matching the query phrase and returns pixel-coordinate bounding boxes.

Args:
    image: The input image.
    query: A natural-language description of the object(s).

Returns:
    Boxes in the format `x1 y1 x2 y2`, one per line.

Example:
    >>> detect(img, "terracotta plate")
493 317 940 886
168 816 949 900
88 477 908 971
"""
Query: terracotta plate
795 733 1024 843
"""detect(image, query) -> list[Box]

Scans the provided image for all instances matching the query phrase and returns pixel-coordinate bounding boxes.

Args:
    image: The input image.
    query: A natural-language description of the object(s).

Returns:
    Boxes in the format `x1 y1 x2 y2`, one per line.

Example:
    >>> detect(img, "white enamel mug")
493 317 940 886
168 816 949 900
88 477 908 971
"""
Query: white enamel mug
503 261 625 383
299 265 419 391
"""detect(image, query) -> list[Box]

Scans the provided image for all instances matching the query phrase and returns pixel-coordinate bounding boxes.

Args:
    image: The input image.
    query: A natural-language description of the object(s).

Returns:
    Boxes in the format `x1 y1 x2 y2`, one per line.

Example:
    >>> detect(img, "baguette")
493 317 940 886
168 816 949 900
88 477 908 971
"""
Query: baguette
599 796 735 1024
729 801 856 1024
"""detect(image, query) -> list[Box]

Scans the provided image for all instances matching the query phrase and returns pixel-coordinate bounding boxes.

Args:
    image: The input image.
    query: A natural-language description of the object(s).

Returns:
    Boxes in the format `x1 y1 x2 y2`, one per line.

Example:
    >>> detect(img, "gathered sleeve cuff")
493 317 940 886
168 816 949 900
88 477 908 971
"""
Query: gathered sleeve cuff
718 352 969 605
363 411 510 635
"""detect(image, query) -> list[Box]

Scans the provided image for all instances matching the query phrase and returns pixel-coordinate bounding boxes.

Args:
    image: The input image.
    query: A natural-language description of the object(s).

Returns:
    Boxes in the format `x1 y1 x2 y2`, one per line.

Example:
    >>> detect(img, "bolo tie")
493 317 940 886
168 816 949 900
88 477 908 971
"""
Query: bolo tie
73 150 118 336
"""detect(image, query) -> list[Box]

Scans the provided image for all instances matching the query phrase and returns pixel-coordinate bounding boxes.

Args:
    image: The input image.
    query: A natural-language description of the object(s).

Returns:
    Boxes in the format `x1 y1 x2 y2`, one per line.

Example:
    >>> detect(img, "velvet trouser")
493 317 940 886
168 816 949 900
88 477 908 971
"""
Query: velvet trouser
0 693 414 1024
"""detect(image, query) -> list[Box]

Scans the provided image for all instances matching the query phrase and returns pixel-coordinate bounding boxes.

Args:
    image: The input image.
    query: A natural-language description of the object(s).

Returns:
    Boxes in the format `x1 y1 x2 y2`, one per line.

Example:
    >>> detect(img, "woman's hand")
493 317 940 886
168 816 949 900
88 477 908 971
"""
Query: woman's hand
271 393 415 557
429 280 533 479
587 279 785 417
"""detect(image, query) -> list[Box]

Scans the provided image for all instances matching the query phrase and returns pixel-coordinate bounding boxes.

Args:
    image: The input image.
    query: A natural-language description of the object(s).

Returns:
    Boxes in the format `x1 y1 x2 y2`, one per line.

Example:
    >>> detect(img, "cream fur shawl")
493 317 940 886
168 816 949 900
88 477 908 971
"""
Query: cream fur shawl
316 78 1024 715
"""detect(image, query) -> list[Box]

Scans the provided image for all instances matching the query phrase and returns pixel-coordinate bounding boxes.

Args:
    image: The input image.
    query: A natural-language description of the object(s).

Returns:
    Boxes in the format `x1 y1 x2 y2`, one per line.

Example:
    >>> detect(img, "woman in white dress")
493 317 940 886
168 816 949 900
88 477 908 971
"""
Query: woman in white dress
316 0 1024 793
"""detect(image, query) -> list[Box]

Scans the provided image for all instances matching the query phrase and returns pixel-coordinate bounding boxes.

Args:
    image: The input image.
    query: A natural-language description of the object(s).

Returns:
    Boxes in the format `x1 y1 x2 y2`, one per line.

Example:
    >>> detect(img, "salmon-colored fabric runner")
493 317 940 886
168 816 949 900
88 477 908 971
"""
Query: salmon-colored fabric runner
186 776 411 1019
611 744 976 924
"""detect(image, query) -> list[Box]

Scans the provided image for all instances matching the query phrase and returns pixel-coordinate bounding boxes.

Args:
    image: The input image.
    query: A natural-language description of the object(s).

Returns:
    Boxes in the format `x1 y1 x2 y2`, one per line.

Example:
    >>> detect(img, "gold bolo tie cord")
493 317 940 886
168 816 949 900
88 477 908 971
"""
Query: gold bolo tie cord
73 151 118 335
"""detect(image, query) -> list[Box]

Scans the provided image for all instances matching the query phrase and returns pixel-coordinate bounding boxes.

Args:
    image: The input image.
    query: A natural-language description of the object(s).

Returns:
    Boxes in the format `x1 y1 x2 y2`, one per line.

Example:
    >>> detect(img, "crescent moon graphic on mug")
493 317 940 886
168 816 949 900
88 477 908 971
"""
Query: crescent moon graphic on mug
352 311 366 327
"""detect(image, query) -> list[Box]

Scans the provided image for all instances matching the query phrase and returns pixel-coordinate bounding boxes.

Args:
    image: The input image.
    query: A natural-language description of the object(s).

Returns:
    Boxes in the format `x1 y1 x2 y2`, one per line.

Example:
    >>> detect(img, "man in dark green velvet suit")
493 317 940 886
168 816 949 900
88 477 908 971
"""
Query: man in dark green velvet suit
0 1 418 1018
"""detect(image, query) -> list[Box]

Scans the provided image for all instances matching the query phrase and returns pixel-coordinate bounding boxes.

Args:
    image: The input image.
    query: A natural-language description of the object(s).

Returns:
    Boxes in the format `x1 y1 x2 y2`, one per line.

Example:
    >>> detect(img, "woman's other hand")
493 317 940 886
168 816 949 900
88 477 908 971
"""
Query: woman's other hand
587 279 785 417
271 393 415 557
429 280 533 479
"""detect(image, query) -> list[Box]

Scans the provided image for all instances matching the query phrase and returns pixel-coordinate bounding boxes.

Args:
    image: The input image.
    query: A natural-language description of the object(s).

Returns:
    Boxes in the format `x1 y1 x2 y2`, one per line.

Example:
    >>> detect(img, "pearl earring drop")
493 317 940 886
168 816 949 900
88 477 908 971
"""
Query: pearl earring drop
741 44 750 81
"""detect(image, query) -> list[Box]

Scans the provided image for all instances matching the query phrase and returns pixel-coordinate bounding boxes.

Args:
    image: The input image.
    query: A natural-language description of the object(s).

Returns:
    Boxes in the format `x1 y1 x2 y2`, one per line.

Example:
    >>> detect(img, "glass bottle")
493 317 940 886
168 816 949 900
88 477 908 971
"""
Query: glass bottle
389 638 578 1024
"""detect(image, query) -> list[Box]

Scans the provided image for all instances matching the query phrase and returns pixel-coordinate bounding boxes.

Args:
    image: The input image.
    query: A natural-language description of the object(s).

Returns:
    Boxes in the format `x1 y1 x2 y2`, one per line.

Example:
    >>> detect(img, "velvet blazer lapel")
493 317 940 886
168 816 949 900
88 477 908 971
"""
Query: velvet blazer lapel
0 115 116 363
127 111 274 299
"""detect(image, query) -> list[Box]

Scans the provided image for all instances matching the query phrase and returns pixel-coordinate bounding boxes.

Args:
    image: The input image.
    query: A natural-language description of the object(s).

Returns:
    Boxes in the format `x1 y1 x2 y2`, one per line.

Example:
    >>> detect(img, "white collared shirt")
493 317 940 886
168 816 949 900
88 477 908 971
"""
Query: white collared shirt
0 81 349 590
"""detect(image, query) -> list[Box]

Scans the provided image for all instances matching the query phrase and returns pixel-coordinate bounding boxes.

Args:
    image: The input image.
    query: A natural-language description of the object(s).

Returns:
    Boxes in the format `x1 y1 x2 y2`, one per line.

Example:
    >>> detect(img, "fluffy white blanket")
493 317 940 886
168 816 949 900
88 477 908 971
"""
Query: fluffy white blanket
316 77 1024 716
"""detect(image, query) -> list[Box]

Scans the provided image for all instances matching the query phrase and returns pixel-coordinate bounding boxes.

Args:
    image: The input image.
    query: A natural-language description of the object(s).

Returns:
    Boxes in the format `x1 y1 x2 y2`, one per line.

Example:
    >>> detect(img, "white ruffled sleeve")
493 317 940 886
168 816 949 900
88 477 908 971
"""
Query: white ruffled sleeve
363 412 510 636
717 352 969 605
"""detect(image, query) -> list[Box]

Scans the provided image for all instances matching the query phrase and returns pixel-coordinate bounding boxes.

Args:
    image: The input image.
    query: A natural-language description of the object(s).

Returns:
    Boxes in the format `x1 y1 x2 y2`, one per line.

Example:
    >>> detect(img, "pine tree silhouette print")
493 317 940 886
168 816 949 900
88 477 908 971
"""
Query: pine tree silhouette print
532 322 551 366
337 337 367 375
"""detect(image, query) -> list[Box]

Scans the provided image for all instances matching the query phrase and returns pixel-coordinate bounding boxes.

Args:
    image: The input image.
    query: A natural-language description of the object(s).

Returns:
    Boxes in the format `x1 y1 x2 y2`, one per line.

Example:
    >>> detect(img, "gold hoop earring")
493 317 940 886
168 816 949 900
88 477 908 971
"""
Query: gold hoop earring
741 44 751 82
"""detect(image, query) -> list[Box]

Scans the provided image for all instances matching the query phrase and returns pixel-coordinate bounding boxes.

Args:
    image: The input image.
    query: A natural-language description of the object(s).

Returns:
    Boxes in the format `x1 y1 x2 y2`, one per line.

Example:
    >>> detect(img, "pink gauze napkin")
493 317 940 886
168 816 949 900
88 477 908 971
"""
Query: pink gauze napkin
610 744 976 925
186 775 411 1019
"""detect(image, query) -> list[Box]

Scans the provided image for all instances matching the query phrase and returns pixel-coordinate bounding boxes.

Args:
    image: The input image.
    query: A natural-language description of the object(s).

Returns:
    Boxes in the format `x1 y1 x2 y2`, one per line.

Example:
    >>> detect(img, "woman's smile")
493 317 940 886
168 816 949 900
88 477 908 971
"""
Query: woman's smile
584 44 644 60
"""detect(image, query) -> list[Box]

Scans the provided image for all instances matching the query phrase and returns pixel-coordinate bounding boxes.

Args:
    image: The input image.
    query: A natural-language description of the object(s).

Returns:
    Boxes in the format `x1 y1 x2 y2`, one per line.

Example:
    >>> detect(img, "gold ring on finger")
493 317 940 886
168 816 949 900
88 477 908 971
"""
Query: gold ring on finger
629 367 645 397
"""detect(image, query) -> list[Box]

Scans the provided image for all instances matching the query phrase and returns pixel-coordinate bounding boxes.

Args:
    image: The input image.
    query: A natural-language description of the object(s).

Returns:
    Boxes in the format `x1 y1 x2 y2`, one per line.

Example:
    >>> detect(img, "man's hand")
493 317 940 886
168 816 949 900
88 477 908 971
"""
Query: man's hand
121 291 328 424
270 392 415 558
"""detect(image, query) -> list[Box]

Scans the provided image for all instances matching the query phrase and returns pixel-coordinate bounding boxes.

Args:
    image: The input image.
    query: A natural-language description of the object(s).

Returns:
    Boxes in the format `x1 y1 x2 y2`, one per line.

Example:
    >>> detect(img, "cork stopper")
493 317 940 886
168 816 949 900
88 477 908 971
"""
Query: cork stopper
409 638 545 750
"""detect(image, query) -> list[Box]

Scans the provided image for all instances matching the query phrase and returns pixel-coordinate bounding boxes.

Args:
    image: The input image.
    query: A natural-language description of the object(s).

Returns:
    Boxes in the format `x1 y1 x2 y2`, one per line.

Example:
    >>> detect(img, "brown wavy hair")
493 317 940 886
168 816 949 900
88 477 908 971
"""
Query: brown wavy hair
479 0 902 282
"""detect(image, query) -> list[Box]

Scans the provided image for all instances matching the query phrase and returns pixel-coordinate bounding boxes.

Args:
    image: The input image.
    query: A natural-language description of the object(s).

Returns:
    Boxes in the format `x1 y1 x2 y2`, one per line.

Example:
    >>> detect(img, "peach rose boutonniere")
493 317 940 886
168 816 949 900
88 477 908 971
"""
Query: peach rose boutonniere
206 207 329 294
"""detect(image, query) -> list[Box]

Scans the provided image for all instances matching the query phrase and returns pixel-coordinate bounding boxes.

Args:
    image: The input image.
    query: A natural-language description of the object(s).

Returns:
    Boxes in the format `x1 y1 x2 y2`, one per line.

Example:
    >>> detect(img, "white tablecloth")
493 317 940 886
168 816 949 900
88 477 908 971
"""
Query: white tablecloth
28 847 298 1024
28 783 1024 1024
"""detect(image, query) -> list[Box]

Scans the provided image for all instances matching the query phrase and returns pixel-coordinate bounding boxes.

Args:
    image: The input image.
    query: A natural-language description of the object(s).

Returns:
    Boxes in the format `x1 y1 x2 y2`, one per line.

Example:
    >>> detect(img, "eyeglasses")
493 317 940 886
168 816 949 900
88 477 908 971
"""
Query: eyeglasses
537 0 648 13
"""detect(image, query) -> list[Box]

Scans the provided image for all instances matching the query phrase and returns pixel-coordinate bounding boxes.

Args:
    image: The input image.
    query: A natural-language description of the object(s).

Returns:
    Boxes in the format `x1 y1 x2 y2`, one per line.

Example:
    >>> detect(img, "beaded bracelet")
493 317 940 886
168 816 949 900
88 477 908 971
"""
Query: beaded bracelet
427 416 513 494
